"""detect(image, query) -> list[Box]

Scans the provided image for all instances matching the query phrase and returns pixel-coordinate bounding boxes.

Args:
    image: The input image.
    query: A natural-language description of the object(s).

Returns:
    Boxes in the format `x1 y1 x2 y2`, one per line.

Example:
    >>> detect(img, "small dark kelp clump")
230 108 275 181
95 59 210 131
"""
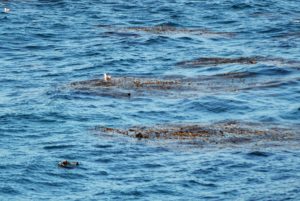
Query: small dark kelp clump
96 121 297 147
58 160 79 169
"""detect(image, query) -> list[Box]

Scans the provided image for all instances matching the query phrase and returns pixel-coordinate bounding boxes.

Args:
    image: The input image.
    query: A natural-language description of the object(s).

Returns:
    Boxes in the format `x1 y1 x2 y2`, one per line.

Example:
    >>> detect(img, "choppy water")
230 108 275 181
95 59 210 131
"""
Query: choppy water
1 0 300 200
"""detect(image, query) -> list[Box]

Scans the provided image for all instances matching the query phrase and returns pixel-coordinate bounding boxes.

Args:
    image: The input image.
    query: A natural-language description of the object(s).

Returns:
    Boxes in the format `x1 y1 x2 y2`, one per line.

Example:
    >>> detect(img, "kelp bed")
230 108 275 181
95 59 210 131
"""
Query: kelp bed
69 55 299 98
98 25 235 37
69 77 187 98
69 74 300 98
96 121 298 147
70 77 182 90
176 57 258 66
176 56 300 67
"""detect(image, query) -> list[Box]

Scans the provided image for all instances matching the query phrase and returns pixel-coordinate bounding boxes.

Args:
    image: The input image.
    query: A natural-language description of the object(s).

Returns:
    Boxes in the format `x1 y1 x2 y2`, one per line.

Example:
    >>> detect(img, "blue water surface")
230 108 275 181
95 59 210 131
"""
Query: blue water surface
1 0 300 200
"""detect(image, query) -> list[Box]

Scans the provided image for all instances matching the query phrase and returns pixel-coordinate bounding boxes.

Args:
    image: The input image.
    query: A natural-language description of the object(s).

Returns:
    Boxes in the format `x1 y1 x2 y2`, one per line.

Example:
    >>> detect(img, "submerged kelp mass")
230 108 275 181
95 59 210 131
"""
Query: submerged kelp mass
1 0 300 200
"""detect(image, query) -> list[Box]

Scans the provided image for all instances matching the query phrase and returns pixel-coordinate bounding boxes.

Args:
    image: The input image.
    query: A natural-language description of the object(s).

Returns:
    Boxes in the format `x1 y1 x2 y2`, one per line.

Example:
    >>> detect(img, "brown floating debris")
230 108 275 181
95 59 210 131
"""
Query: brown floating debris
70 77 183 91
97 121 297 146
125 25 234 36
99 25 235 37
58 160 79 169
214 72 257 79
68 73 300 98
177 56 300 67
68 76 197 99
176 57 258 67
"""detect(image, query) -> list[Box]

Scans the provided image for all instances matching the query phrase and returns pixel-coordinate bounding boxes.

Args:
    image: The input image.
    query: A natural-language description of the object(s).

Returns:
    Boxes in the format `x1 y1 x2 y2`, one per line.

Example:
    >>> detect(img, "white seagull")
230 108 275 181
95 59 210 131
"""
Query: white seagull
4 8 10 13
103 73 111 81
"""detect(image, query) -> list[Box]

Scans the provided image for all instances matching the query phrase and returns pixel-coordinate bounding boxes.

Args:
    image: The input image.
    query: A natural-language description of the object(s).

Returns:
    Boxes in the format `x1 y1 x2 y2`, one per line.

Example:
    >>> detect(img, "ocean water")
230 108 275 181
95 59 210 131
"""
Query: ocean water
1 0 300 200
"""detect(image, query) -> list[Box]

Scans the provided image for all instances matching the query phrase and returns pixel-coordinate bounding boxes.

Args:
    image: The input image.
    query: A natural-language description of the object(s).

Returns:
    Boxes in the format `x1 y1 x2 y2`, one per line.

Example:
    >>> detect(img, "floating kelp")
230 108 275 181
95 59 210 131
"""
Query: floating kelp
96 121 297 146
240 77 300 91
214 71 257 79
68 76 191 99
68 73 300 99
70 77 186 91
176 57 258 67
125 26 235 37
176 56 300 67
98 25 235 38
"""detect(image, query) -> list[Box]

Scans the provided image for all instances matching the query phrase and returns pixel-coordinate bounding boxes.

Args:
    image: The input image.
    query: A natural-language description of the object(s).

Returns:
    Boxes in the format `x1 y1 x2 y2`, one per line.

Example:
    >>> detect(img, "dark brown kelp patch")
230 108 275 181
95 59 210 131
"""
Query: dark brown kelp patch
214 71 257 79
70 77 183 91
100 125 213 139
176 57 258 67
68 76 192 99
124 25 235 37
68 74 300 99
176 56 300 68
98 25 235 38
96 121 297 147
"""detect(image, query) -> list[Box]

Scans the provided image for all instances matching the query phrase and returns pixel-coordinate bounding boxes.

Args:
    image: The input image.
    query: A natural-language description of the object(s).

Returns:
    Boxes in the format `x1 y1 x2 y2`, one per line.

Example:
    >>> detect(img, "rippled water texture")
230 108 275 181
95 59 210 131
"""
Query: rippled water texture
1 0 300 200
